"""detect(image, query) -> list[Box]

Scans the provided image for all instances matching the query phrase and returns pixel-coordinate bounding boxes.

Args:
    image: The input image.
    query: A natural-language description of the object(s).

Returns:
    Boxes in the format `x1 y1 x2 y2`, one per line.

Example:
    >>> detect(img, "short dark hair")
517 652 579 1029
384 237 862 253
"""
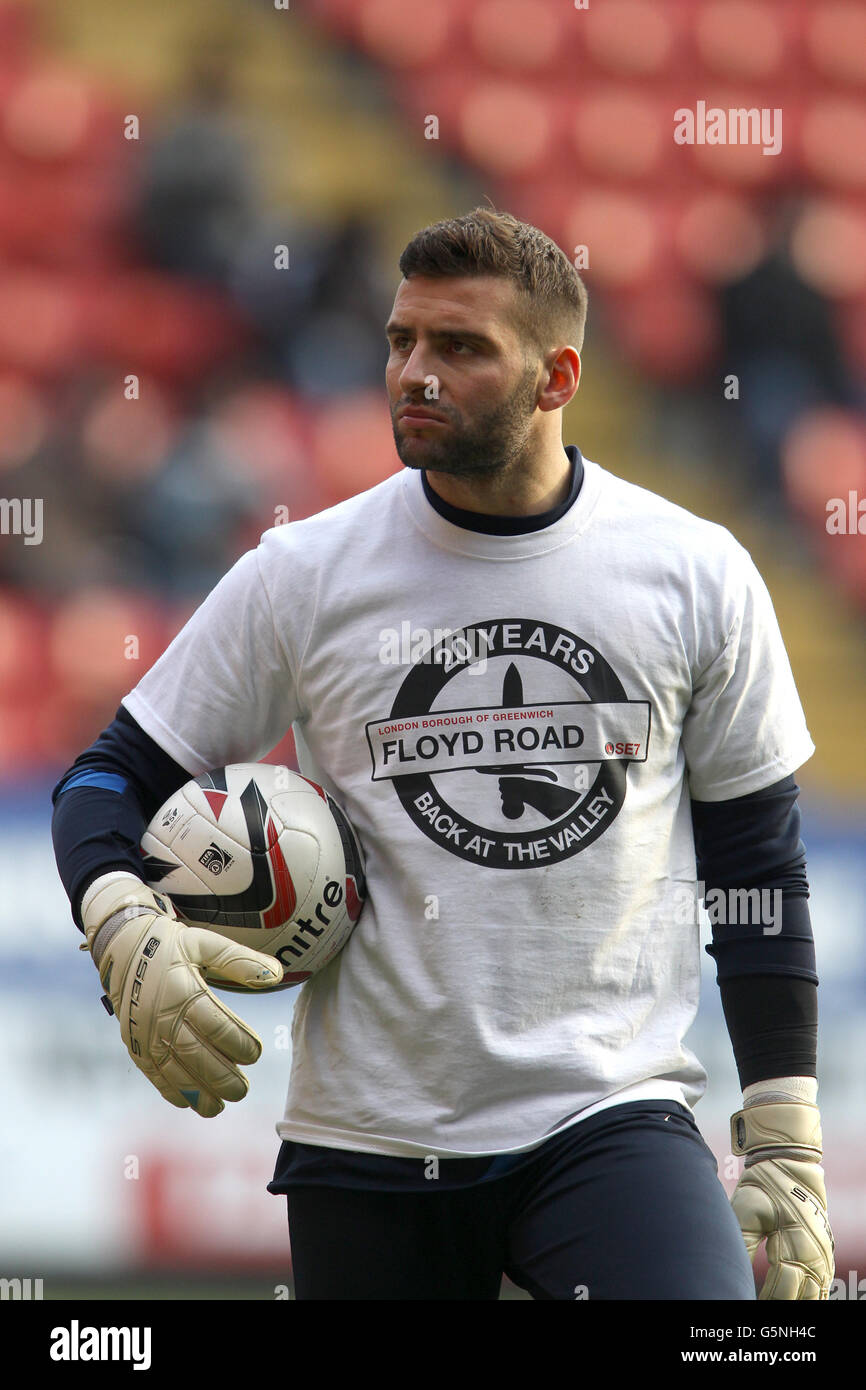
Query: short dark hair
397 207 588 359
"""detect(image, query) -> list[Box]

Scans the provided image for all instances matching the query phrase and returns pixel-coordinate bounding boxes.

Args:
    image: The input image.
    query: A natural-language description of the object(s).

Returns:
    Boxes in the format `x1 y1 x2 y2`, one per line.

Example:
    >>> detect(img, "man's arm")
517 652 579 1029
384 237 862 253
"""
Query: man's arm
692 772 817 1085
691 775 833 1299
51 705 192 929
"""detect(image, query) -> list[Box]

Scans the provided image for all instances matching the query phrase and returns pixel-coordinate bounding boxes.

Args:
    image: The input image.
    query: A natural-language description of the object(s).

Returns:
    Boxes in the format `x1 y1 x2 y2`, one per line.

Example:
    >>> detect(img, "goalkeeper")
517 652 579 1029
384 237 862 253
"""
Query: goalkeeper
51 207 833 1300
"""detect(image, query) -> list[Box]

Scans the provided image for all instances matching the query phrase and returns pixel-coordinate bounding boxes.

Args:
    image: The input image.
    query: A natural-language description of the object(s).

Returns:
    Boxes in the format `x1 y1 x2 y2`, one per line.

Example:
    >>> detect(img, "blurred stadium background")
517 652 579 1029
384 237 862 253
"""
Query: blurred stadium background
1 0 865 1301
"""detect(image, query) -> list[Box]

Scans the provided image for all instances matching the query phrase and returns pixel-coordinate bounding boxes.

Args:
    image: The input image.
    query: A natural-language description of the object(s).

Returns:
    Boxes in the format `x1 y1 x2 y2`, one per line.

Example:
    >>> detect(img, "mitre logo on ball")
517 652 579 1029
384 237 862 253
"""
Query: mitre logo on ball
140 763 367 991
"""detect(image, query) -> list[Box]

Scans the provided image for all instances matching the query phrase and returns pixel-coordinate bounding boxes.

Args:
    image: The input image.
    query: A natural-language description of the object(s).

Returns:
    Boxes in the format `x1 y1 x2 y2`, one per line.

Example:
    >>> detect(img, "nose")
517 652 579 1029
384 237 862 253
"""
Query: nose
397 344 433 398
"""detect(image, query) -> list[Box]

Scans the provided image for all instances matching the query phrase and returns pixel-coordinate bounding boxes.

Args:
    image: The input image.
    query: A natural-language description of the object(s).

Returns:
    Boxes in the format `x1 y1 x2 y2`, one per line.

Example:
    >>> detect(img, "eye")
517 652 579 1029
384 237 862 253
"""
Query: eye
449 340 471 353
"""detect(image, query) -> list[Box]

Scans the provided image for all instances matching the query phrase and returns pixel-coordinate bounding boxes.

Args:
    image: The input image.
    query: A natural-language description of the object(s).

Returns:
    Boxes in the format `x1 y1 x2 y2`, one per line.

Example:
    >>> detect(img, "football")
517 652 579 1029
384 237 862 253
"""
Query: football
140 763 366 992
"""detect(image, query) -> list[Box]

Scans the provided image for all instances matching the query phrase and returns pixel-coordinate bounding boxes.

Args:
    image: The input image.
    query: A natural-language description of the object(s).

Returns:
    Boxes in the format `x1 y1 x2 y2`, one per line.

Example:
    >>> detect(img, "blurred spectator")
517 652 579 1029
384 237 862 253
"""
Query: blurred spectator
133 41 260 285
235 212 392 395
720 198 860 505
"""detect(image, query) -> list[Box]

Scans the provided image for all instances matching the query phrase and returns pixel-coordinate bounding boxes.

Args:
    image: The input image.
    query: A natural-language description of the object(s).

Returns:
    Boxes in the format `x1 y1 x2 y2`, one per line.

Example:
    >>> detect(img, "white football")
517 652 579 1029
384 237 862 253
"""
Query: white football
140 763 366 991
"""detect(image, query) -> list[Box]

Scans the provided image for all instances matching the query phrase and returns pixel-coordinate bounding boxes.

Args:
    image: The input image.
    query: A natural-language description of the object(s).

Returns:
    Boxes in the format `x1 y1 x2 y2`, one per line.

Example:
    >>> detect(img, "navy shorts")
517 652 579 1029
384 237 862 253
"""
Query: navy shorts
277 1101 757 1300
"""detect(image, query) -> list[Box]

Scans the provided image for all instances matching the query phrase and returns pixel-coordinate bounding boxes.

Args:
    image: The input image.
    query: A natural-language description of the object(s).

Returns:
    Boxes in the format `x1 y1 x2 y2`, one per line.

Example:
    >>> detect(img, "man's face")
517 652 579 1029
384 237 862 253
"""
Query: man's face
385 275 542 478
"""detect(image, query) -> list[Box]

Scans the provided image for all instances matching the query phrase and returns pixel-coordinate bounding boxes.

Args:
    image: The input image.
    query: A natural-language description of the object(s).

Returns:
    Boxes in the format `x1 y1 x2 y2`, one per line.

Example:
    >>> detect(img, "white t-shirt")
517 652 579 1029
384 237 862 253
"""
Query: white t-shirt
123 454 815 1157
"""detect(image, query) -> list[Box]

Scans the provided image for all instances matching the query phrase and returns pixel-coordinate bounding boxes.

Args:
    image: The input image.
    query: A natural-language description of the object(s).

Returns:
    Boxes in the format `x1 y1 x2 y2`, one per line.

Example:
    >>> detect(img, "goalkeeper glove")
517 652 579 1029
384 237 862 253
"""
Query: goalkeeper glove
730 1075 835 1299
81 871 282 1118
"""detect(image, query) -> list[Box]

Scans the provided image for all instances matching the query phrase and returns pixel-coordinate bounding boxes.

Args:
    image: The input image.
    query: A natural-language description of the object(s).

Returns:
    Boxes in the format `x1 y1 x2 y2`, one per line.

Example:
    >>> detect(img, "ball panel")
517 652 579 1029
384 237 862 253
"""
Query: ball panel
141 762 366 990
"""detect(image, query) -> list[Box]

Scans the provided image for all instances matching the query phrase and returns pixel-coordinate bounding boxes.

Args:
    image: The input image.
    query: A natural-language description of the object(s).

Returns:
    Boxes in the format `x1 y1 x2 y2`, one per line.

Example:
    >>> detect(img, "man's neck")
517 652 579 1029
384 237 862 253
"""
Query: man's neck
423 444 572 517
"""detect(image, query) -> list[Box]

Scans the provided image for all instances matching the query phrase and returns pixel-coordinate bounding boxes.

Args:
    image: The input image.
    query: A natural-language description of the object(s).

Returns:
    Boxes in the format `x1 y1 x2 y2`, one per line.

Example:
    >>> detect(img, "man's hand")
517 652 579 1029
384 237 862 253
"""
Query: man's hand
730 1079 834 1299
81 871 283 1117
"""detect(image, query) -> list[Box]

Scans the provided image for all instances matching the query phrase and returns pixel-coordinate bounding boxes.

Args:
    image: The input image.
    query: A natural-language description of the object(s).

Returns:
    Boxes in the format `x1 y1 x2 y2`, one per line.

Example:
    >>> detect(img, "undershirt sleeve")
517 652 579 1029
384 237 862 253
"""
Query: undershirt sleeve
51 706 192 930
691 774 818 1086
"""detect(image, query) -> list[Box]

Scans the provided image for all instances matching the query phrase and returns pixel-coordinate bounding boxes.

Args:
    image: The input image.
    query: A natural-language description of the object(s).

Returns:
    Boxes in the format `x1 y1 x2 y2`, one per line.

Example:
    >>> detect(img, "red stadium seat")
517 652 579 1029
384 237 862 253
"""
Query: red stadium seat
48 590 170 701
0 2 33 49
356 0 460 71
801 99 866 190
0 62 123 165
458 80 554 177
0 593 48 697
205 384 327 520
0 270 82 376
79 379 180 482
605 281 721 384
562 189 662 289
80 272 250 383
680 89 793 187
788 198 866 300
570 89 667 182
468 0 565 75
781 407 866 529
582 0 679 79
806 3 866 87
0 161 130 268
0 695 50 773
674 190 767 284
308 390 400 506
691 0 794 81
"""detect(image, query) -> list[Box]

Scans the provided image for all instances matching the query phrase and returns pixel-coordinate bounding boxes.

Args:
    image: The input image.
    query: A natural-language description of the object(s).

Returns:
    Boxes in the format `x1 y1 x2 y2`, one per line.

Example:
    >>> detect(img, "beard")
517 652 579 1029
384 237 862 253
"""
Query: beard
391 360 540 480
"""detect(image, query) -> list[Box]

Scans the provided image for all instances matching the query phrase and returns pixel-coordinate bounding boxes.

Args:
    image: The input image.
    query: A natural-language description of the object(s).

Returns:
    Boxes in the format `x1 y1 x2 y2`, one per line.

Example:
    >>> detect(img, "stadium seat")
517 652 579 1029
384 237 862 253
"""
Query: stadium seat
0 270 82 376
356 0 459 70
0 163 129 268
308 389 400 505
570 89 667 182
691 0 793 81
0 62 121 165
563 189 661 289
48 590 171 702
204 384 327 520
0 593 47 697
781 407 866 531
0 1 34 68
788 198 866 300
801 99 866 190
605 281 721 384
80 272 250 382
457 79 554 177
681 90 794 187
674 189 766 284
468 0 565 75
582 0 679 79
806 3 866 87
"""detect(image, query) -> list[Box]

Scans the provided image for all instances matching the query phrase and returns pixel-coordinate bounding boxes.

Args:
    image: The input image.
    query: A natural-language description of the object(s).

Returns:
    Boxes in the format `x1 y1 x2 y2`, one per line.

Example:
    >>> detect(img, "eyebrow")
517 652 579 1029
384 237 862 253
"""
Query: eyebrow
384 321 498 348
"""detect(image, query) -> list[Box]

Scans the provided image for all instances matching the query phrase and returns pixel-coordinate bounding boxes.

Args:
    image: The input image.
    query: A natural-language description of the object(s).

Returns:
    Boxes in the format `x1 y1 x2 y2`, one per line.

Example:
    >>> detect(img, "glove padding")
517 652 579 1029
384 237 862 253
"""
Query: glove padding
82 873 282 1118
730 1099 835 1300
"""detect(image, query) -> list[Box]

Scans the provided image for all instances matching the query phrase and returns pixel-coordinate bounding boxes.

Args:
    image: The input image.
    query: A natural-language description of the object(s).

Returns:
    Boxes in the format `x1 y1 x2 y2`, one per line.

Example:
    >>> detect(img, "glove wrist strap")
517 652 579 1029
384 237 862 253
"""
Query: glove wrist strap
91 906 155 970
730 1100 823 1162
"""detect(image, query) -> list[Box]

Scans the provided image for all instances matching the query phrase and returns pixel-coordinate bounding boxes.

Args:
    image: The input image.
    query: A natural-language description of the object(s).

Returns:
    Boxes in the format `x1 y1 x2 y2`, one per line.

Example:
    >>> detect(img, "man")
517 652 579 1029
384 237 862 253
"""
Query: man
52 208 833 1301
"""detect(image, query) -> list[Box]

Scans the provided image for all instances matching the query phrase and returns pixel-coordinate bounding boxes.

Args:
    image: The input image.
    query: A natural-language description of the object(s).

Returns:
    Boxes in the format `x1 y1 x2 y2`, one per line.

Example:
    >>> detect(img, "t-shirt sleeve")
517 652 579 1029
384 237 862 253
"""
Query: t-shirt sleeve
681 544 815 801
122 542 301 774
